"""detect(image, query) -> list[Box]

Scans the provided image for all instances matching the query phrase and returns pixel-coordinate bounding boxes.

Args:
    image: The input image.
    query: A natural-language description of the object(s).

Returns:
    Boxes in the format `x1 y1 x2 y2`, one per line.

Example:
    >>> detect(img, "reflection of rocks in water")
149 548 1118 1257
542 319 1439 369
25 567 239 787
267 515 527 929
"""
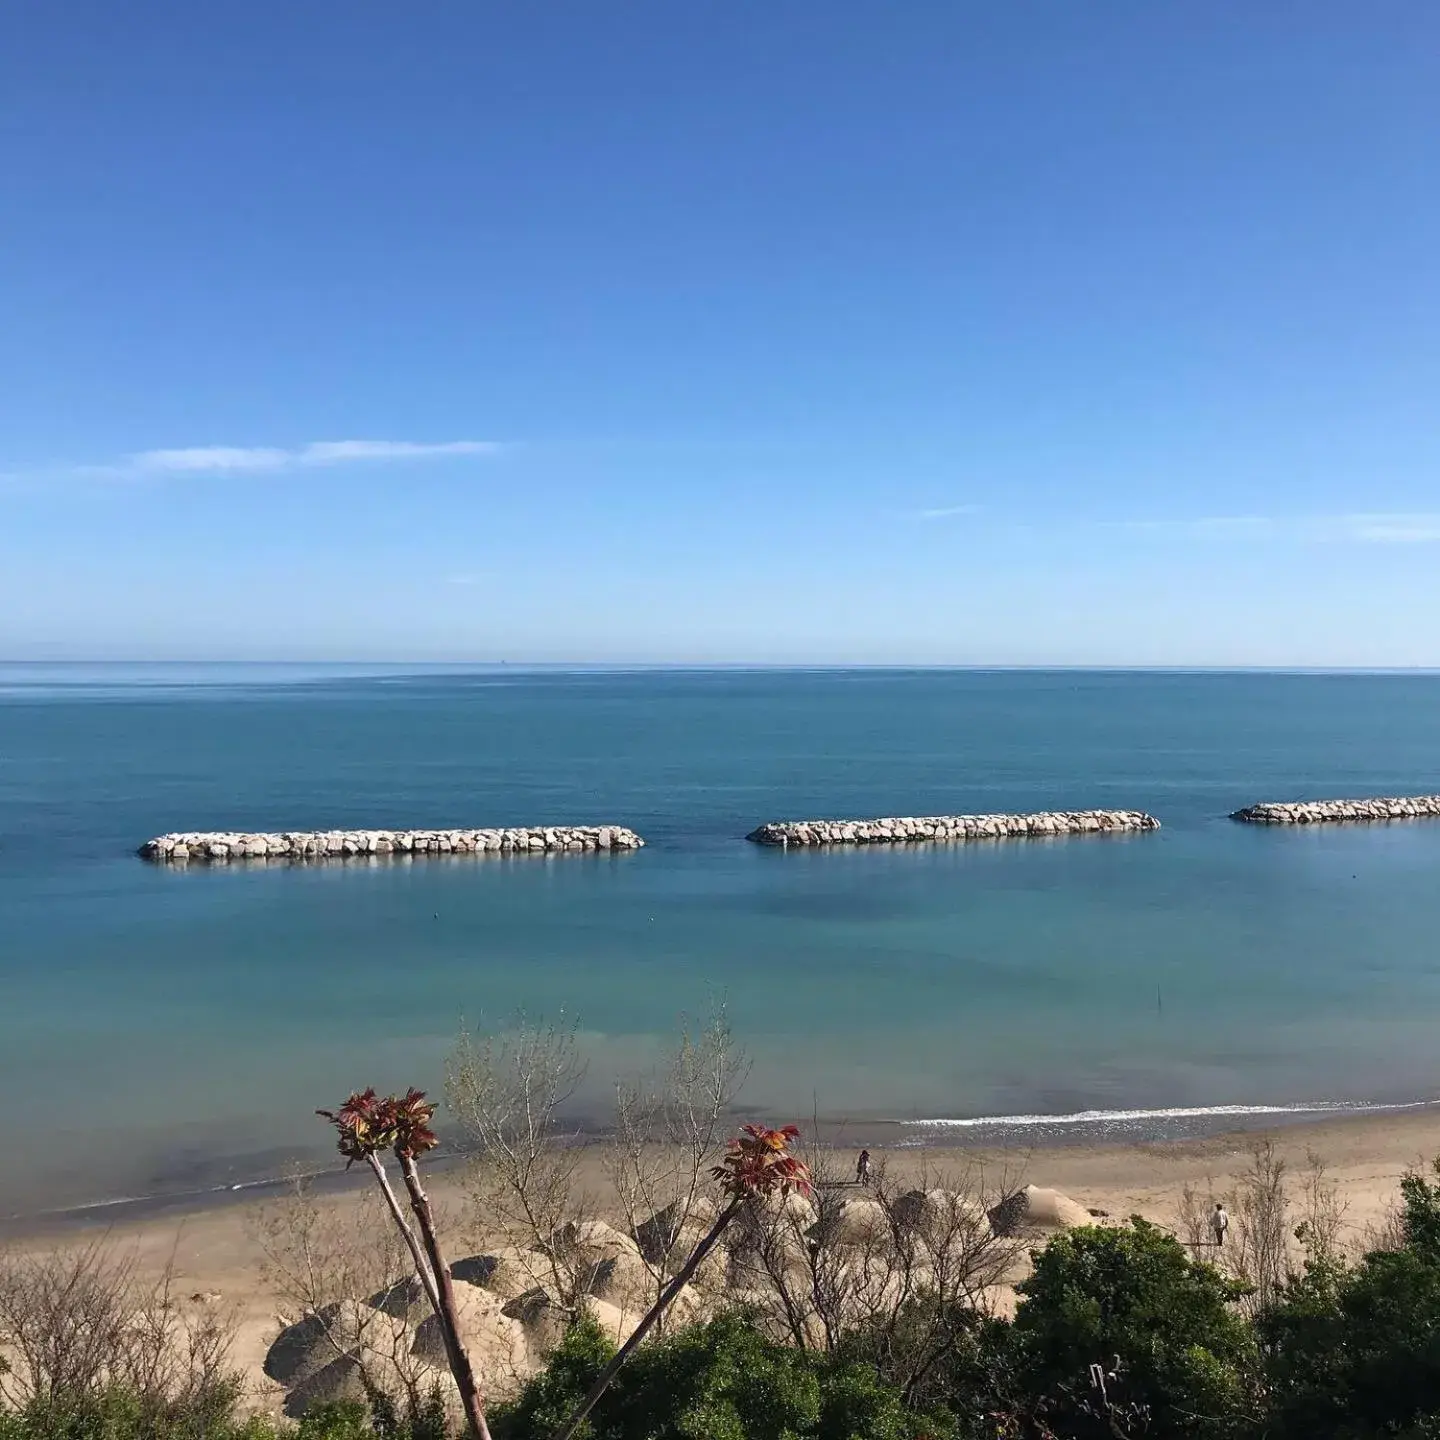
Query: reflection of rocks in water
1233 795 1440 825
140 825 645 864
748 810 1160 847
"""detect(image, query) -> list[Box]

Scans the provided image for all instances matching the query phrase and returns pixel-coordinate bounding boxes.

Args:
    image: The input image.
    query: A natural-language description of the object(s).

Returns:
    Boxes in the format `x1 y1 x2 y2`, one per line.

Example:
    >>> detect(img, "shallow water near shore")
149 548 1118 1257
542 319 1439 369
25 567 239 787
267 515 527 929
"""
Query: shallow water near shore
4 663 1440 1216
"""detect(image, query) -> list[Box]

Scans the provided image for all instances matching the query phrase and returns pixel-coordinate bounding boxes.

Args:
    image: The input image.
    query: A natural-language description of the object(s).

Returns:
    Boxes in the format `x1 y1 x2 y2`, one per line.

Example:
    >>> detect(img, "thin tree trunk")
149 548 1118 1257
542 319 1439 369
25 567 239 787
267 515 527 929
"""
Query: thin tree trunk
399 1153 492 1440
365 1153 441 1314
550 1195 743 1440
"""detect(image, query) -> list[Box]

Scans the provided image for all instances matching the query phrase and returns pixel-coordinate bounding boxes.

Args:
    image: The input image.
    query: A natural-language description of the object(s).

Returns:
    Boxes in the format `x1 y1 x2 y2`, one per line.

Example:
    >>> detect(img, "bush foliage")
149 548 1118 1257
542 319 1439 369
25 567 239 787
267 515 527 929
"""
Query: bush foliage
497 1313 926 1440
14 1160 1440 1438
1010 1217 1258 1437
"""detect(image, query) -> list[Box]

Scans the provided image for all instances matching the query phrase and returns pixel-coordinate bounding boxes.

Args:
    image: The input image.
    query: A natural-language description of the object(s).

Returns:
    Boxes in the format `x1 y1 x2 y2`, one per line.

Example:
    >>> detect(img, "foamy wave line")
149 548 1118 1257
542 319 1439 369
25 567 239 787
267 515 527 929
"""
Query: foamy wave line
5 1155 471 1224
902 1100 1435 1129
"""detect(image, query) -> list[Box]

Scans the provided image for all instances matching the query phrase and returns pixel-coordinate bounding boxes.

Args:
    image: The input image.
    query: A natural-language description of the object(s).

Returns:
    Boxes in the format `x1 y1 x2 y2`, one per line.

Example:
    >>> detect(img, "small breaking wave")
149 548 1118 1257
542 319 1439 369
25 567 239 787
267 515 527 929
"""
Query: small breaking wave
901 1099 1435 1130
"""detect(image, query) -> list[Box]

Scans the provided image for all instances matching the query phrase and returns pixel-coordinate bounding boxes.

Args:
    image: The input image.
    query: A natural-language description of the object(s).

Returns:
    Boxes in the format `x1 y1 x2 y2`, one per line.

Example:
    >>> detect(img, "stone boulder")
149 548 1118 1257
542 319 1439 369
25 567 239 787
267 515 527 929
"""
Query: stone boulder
810 1193 888 1247
264 1300 380 1386
449 1246 538 1302
266 1299 416 1417
366 1275 429 1321
282 1354 365 1418
634 1196 718 1264
987 1185 1093 1237
413 1280 533 1383
579 1247 655 1311
540 1218 637 1265
500 1286 569 1353
890 1187 986 1242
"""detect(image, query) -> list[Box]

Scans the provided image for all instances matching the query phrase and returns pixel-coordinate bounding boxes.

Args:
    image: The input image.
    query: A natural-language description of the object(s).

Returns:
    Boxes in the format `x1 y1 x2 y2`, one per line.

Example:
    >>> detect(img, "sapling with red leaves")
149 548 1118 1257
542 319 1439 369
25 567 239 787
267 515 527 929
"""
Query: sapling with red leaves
318 1087 492 1440
549 1122 813 1440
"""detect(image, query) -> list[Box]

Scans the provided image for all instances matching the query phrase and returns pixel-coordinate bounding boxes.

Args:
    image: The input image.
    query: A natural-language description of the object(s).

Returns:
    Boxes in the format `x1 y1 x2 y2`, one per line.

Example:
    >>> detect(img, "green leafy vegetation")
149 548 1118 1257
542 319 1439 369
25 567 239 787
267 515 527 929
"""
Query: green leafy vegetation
1009 1217 1259 1437
14 1159 1440 1439
1258 1162 1440 1439
496 1313 926 1440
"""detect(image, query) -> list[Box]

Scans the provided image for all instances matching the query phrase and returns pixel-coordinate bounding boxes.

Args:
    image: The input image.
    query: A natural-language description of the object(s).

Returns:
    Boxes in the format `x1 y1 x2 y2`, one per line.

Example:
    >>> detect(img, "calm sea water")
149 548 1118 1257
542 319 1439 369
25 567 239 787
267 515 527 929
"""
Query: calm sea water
4 664 1440 1216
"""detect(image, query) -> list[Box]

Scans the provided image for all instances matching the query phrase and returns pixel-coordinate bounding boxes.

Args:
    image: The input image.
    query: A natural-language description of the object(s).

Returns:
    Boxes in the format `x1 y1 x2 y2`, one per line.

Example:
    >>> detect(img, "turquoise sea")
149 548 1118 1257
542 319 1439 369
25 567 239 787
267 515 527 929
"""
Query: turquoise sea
4 664 1440 1217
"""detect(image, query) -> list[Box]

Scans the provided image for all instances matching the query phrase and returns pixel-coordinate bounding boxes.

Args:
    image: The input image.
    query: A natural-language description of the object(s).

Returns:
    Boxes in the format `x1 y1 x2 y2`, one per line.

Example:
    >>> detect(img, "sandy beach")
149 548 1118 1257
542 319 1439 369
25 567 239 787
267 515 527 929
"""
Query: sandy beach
9 1104 1440 1417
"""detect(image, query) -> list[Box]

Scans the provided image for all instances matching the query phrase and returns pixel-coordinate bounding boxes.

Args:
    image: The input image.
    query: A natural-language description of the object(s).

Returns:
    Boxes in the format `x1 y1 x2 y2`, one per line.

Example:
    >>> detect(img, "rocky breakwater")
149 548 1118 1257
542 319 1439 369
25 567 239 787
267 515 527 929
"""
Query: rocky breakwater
746 809 1160 847
1231 795 1440 825
139 825 645 863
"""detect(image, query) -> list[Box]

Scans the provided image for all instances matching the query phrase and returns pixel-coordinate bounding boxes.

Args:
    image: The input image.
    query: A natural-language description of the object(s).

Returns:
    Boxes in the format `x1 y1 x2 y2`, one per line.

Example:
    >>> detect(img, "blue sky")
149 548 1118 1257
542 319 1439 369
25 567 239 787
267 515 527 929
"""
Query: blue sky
2 3 1437 664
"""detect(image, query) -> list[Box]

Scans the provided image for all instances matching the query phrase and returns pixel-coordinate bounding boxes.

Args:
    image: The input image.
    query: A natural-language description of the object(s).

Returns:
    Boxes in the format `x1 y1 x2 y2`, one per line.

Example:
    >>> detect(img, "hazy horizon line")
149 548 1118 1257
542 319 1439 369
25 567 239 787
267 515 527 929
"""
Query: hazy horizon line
4 658 1440 676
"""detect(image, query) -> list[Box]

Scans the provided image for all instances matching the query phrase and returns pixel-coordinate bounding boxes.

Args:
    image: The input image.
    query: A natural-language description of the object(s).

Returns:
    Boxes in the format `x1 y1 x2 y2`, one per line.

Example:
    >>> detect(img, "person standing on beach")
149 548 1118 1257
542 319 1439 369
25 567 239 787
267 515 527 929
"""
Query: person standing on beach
1211 1201 1229 1247
856 1149 872 1186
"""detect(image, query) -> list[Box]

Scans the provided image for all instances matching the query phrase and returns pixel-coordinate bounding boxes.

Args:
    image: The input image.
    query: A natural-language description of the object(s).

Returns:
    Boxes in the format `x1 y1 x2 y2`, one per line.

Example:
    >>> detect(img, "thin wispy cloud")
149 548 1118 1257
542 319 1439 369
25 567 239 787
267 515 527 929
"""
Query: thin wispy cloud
1341 514 1440 544
74 438 500 479
907 506 1440 542
916 503 984 519
1103 512 1440 544
1105 515 1275 537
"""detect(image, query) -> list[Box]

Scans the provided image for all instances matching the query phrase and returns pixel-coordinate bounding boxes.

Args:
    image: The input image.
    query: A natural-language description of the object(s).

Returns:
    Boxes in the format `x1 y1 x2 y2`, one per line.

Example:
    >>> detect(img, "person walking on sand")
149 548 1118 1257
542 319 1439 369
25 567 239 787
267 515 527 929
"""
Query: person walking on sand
1211 1201 1229 1248
856 1149 872 1186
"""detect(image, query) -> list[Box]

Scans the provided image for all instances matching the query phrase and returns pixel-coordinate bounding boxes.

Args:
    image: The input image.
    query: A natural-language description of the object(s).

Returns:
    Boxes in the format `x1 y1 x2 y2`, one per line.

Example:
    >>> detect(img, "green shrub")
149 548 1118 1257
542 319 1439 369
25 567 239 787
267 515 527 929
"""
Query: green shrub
1260 1162 1440 1438
495 1315 615 1440
0 1384 279 1440
0 1388 452 1440
498 1312 928 1440
32 1161 1440 1440
1011 1219 1258 1438
294 1403 375 1440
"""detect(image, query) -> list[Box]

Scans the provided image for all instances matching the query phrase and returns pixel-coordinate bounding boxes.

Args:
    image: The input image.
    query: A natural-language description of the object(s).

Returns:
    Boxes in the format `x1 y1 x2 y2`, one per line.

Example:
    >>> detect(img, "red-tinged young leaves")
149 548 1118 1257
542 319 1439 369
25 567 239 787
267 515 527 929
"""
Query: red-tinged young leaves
318 1086 440 1164
711 1122 812 1200
550 1121 813 1440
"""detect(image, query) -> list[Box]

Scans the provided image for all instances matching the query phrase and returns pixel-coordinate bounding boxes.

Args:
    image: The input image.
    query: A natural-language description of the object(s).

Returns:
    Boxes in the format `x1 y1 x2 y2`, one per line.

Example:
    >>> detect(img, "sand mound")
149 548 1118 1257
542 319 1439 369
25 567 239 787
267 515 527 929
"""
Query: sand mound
582 1295 640 1346
988 1185 1093 1237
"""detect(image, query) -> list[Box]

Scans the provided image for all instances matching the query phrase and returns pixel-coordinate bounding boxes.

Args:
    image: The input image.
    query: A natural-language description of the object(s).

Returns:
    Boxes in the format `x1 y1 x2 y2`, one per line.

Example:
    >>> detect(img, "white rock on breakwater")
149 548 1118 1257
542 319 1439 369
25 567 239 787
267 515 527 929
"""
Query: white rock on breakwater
1231 795 1440 825
746 810 1160 847
139 826 645 863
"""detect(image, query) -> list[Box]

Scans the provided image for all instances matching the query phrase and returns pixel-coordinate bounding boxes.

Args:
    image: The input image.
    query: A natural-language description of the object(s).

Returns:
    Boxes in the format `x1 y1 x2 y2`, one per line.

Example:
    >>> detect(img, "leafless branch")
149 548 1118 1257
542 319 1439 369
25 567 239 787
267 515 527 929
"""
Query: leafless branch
446 1016 594 1310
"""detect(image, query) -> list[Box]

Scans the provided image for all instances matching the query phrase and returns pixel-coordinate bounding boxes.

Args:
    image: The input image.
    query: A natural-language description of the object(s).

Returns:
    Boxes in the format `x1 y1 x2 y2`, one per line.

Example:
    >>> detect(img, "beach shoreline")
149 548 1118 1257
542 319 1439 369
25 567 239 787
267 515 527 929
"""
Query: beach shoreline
10 1101 1440 1244
10 1099 1435 1241
11 1102 1440 1417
